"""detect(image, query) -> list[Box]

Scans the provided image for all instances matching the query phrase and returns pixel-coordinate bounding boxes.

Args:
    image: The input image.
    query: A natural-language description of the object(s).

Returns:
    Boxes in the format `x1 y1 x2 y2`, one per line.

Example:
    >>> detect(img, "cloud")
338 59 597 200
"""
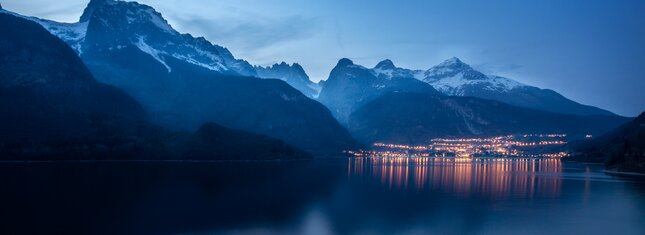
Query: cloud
3 0 86 22
168 13 322 53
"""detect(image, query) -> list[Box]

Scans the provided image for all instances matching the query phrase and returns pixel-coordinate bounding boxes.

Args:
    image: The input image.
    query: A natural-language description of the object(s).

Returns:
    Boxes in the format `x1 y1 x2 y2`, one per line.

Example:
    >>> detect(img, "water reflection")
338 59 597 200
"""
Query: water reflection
2 160 643 235
348 157 562 198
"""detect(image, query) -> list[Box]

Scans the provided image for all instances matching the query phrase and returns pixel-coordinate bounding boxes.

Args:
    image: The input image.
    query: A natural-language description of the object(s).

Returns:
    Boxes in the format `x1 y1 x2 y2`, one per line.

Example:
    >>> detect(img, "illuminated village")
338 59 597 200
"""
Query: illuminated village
347 134 571 158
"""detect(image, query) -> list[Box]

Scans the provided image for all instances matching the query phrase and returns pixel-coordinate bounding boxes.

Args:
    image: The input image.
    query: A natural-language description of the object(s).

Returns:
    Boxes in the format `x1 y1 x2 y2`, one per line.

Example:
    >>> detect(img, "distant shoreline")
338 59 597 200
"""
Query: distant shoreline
604 170 645 178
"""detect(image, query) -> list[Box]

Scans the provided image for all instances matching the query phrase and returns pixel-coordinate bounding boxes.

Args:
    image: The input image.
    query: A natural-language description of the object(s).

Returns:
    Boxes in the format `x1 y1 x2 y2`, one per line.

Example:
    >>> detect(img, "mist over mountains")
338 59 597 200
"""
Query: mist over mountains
2 3 645 235
4 0 358 156
0 0 636 159
316 58 626 144
0 13 310 160
321 57 616 118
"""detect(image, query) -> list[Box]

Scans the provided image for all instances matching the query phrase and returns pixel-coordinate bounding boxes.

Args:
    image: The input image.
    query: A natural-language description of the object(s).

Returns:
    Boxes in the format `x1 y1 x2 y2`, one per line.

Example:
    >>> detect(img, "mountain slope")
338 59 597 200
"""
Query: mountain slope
318 58 442 123
371 57 615 116
0 12 310 160
12 0 358 156
423 57 616 116
347 92 629 145
255 62 321 98
421 57 523 95
30 0 255 76
353 57 615 116
0 11 145 140
571 112 645 173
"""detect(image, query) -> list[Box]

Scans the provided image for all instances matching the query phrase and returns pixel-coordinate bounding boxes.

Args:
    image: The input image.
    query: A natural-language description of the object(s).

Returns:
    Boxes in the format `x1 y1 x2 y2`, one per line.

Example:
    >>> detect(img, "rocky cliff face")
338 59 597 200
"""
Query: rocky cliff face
11 0 359 156
255 62 321 98
318 58 441 123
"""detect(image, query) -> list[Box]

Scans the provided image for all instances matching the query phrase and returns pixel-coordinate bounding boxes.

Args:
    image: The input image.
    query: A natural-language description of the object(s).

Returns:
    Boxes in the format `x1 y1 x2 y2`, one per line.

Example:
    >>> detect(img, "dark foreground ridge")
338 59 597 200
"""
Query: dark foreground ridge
570 112 645 173
0 12 310 160
347 92 630 145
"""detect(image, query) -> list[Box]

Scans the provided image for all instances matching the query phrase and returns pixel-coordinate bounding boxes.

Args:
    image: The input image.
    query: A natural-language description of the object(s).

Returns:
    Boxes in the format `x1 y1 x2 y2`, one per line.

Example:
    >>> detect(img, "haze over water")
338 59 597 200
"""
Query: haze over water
1 158 643 235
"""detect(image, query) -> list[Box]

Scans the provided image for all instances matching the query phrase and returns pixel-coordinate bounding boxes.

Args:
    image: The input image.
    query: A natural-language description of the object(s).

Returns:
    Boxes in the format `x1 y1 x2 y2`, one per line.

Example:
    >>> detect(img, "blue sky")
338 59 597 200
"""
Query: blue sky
3 0 644 116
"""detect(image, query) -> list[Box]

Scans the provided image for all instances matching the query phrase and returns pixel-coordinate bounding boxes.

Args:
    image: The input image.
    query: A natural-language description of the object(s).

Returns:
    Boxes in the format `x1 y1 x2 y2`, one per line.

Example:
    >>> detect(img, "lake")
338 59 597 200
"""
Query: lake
1 158 644 235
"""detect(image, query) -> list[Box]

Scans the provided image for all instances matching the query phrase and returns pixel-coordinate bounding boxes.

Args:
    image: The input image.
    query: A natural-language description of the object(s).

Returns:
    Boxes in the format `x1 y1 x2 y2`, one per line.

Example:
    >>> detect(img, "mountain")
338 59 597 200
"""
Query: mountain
184 123 309 160
421 57 524 95
370 57 616 116
0 11 145 140
347 92 630 145
33 0 256 76
0 12 309 160
255 62 321 98
318 58 442 123
571 112 645 173
11 0 358 156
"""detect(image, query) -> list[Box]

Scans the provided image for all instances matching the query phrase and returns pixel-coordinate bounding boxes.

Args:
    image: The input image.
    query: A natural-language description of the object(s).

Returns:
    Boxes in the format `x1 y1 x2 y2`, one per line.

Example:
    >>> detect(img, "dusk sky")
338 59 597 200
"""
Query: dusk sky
3 0 644 116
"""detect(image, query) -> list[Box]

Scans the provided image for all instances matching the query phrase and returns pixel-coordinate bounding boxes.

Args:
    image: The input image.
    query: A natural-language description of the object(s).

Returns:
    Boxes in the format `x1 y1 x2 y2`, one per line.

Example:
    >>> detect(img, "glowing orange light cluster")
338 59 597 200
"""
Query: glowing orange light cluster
349 133 570 158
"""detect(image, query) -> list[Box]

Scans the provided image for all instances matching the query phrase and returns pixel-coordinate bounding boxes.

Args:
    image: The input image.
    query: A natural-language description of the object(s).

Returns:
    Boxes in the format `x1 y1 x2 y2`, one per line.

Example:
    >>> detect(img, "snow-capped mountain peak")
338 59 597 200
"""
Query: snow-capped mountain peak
370 59 423 80
0 8 89 54
79 0 115 22
415 57 614 116
84 0 178 38
440 57 464 66
421 57 524 95
14 0 256 76
328 57 527 95
423 57 487 81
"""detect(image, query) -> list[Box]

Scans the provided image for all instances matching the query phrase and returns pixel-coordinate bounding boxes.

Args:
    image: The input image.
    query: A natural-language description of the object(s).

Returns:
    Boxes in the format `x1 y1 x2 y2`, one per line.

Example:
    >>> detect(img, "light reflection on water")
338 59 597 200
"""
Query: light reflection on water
348 157 563 198
1 159 643 235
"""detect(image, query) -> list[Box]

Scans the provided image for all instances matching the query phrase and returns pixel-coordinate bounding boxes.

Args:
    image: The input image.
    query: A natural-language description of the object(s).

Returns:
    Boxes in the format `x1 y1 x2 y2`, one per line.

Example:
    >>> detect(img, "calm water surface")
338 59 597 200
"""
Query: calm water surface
0 158 643 235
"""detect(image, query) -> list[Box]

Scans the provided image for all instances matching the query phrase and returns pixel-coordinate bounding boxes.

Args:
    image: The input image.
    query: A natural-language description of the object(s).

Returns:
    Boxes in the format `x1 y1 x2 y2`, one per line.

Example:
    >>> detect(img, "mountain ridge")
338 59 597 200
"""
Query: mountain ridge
365 57 616 116
348 92 629 145
18 0 256 76
3 1 622 156
255 62 321 98
318 58 443 123
0 12 311 160
5 1 360 156
570 112 645 173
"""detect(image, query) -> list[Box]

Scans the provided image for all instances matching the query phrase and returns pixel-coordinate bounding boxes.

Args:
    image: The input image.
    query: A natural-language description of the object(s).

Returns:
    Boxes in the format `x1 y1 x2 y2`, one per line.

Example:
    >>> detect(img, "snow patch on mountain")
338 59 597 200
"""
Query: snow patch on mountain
38 21 88 54
428 73 470 95
0 10 88 54
168 42 229 71
348 58 530 95
372 67 393 78
38 20 87 42
372 67 424 80
424 66 455 79
425 73 526 95
134 36 171 72
487 75 524 90
9 0 255 76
